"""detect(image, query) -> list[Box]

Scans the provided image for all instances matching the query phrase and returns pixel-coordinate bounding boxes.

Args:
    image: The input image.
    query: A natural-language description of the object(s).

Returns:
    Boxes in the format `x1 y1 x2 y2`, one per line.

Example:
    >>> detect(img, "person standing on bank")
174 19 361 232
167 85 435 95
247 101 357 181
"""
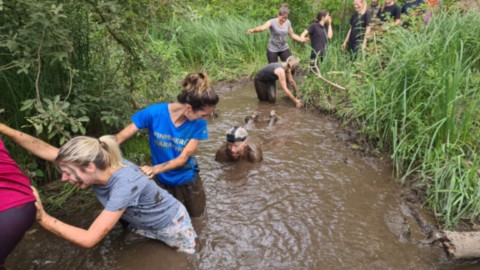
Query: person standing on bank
0 138 36 270
300 10 333 69
215 126 263 163
342 0 372 57
247 4 308 63
115 72 219 218
0 124 197 254
254 55 302 108
377 0 402 26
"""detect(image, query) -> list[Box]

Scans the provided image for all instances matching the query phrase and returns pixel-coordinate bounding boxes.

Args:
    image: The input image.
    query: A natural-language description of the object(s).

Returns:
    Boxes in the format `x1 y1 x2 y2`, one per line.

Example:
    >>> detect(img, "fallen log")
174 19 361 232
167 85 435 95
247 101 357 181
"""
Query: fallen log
434 230 480 259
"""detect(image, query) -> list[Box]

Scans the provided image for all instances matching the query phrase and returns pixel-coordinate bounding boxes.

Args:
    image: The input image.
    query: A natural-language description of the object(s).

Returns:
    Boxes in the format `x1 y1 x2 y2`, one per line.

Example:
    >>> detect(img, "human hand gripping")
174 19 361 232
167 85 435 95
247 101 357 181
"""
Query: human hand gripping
31 186 47 222
140 165 156 179
295 98 303 108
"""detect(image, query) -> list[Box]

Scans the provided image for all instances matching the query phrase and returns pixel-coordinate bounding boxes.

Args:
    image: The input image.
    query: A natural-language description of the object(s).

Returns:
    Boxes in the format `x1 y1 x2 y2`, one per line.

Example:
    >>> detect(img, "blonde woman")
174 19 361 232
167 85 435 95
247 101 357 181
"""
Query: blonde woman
342 0 372 56
0 124 197 254
253 55 302 108
247 4 308 63
115 72 219 218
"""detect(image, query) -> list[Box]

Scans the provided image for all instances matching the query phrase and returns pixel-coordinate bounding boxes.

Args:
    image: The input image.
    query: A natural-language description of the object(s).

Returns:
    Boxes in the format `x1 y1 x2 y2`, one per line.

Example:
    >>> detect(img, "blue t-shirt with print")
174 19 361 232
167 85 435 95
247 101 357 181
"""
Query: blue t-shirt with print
93 160 179 230
132 102 208 187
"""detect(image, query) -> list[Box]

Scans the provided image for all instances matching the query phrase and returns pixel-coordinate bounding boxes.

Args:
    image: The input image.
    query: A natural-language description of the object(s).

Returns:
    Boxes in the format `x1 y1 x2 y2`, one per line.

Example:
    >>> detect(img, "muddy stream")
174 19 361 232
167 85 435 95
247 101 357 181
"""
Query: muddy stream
6 82 476 270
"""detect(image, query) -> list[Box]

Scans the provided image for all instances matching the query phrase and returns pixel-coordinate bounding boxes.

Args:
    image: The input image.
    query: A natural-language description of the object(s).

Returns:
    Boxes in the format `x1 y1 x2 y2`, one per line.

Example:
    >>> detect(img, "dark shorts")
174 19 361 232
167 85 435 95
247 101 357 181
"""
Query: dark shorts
266 49 292 63
254 78 276 103
0 202 36 267
159 174 206 218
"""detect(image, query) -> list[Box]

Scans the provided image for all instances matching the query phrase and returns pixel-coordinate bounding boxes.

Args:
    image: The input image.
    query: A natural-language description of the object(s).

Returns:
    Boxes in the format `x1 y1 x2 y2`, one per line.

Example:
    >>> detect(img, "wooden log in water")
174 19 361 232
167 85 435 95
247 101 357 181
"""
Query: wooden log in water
435 230 480 259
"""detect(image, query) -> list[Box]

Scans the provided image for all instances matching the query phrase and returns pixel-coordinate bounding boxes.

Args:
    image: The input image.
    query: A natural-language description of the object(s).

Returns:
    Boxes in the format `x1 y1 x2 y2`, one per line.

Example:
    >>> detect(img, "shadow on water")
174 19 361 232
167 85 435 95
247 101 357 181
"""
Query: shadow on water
6 81 479 270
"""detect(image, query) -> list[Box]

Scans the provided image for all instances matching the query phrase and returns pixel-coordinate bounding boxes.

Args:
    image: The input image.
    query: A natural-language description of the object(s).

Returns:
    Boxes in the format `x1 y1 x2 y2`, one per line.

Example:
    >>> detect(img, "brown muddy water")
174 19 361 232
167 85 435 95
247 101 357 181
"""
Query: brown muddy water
6 82 479 270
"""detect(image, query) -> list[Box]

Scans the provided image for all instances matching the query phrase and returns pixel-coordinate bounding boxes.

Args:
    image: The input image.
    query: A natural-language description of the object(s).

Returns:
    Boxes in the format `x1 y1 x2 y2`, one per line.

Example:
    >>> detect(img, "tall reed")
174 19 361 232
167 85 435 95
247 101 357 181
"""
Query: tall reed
346 10 480 228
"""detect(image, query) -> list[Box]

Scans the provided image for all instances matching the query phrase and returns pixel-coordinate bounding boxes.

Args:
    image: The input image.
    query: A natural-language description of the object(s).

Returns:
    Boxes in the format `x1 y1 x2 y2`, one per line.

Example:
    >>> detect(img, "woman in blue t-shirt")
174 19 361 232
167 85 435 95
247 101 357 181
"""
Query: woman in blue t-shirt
247 4 308 63
115 72 219 218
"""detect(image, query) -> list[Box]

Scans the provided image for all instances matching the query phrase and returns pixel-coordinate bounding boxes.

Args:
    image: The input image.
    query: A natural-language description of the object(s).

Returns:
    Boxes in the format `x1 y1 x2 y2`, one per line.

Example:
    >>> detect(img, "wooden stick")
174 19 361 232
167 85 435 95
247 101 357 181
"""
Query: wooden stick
311 59 348 91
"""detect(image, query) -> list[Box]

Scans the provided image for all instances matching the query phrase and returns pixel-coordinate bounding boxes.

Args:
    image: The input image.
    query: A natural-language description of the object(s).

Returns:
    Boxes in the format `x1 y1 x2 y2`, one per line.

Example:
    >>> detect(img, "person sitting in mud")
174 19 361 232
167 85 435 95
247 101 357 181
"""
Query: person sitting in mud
0 124 197 254
215 126 263 163
253 55 302 108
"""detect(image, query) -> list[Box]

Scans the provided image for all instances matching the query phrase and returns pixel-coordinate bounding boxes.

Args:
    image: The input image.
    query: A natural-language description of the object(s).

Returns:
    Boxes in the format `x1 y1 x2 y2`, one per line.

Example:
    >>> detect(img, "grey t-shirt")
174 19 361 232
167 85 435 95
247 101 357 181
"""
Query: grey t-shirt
92 160 179 230
268 18 291 52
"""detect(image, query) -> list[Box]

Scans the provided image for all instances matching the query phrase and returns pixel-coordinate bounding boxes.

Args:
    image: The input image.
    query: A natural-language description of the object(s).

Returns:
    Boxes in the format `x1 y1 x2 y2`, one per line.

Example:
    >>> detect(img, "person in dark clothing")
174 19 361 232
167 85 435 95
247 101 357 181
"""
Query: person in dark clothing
253 55 302 108
377 0 402 25
370 0 380 17
401 0 424 14
300 10 333 70
342 0 371 57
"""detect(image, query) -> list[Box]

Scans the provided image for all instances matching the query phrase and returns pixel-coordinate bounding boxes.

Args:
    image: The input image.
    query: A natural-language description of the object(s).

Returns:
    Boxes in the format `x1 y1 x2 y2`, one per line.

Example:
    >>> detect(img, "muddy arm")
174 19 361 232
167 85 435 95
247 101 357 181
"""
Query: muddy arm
32 187 125 249
115 123 139 144
0 123 59 162
275 68 302 108
247 140 263 163
215 143 230 162
141 139 199 178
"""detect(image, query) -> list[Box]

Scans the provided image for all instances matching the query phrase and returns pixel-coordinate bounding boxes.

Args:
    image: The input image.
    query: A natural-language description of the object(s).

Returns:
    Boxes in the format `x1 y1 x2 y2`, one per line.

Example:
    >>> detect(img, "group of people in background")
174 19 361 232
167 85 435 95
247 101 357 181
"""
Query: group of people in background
0 1 441 269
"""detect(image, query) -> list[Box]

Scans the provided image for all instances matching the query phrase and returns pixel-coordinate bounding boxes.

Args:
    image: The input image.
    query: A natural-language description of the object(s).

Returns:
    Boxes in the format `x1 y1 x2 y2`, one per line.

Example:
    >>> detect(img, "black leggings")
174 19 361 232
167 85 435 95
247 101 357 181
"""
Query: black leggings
266 49 292 64
254 79 276 103
0 202 36 269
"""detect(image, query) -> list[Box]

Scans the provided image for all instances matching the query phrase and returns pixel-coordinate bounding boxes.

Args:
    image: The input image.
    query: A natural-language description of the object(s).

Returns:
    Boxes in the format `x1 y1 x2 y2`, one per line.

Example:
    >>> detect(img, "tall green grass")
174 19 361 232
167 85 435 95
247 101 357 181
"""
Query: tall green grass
151 16 313 80
321 10 480 229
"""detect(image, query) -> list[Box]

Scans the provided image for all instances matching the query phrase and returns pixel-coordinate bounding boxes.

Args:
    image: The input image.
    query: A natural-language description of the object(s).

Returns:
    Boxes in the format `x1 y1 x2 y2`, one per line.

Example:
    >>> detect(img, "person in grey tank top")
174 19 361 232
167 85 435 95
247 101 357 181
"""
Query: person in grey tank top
247 4 308 63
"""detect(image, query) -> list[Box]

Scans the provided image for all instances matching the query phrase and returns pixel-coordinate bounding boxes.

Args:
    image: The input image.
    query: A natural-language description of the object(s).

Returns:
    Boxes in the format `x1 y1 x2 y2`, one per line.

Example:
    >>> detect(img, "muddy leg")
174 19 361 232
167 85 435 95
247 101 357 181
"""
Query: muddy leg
268 110 278 127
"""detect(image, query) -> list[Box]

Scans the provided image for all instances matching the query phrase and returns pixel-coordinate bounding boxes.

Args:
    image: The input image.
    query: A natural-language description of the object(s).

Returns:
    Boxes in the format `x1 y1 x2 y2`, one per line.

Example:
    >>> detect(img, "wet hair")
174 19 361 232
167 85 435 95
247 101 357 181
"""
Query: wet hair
279 3 290 16
177 72 219 111
285 55 300 72
55 135 124 171
313 10 328 23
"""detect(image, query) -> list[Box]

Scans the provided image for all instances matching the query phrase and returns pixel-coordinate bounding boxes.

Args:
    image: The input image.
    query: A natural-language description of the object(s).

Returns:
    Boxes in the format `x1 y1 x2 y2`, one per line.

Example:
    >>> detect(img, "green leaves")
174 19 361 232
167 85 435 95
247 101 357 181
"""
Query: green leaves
20 95 89 143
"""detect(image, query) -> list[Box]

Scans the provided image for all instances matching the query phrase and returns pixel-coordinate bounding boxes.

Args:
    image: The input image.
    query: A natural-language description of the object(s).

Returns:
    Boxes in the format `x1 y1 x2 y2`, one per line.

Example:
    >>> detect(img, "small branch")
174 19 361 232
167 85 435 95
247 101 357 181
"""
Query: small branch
35 28 46 103
327 71 362 79
63 67 73 101
312 58 347 91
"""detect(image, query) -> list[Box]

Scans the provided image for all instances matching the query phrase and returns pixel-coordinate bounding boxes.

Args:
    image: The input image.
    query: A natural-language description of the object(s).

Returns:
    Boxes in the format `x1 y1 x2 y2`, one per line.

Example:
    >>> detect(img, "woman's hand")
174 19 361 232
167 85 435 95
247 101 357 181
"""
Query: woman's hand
31 186 47 222
140 165 156 179
342 42 347 50
294 98 303 108
247 28 254 35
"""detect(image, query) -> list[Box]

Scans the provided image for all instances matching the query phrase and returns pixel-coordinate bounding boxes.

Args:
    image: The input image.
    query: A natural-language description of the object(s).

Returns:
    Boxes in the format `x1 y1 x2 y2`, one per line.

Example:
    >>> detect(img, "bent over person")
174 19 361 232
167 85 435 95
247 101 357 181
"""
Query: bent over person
254 55 302 108
215 126 263 163
0 124 197 254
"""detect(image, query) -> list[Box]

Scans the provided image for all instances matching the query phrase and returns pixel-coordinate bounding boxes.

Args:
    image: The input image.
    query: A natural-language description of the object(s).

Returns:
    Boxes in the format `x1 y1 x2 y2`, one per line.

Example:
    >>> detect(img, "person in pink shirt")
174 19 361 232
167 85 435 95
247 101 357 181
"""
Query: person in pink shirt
0 137 36 270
